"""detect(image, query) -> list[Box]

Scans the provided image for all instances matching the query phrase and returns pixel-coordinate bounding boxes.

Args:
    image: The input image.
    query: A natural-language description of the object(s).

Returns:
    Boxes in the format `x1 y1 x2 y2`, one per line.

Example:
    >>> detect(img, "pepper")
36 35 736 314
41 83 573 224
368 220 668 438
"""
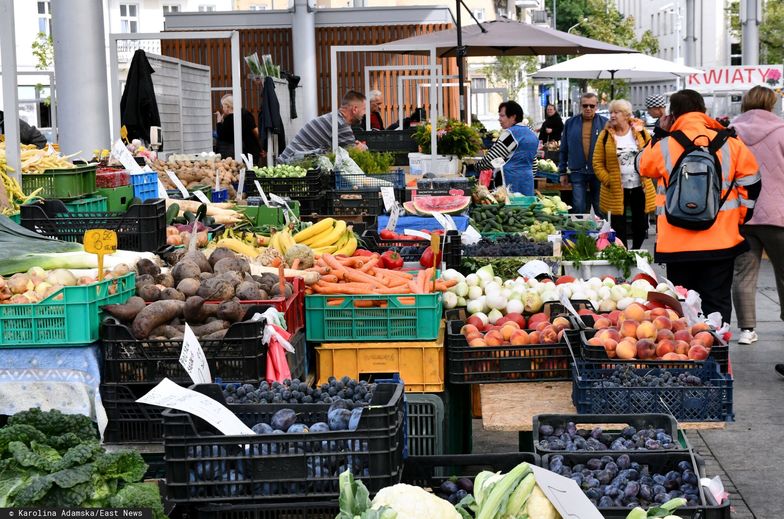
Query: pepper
379 229 398 240
419 247 442 268
380 250 404 270
353 249 375 257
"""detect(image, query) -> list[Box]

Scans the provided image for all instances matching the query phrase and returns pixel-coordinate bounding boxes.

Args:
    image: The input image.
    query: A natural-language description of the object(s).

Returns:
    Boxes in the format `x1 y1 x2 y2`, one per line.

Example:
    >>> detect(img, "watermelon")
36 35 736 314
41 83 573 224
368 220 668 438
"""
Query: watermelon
412 195 471 215
403 201 421 215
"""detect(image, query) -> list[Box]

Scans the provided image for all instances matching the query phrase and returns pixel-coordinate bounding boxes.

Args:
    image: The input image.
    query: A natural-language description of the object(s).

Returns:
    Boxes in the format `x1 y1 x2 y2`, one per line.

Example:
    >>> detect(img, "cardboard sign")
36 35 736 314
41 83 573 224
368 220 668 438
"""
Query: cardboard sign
380 186 396 213
193 189 211 205
83 229 117 255
518 259 552 280
137 378 255 436
179 324 212 385
530 465 604 519
112 139 142 172
166 170 190 198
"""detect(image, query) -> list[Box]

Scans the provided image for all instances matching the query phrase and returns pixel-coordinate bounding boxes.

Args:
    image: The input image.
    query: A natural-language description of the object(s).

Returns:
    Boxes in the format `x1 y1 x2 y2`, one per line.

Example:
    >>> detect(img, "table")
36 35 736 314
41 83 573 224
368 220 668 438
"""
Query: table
0 344 107 437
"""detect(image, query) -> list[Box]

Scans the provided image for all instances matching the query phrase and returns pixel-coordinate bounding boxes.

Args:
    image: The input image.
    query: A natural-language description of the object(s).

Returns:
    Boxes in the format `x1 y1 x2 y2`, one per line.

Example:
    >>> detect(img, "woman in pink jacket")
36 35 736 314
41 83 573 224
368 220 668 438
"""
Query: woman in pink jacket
729 87 784 361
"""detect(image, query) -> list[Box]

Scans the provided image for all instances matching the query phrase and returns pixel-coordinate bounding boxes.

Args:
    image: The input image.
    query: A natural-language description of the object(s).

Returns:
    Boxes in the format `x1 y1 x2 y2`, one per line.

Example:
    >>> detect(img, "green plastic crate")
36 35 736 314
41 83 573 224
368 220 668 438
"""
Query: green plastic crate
0 272 135 347
8 212 20 224
22 163 97 200
238 201 301 227
305 292 442 342
97 186 134 212
64 196 108 213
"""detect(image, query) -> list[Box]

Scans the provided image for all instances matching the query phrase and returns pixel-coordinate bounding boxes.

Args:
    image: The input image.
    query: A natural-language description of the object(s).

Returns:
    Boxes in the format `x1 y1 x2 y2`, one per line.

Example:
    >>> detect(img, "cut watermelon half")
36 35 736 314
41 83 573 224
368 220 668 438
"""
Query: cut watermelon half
412 195 471 215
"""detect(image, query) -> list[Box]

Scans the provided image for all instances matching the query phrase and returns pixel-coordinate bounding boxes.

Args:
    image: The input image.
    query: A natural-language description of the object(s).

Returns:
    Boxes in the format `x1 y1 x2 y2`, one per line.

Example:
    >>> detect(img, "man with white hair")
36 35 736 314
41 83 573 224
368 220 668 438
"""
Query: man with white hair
364 89 384 130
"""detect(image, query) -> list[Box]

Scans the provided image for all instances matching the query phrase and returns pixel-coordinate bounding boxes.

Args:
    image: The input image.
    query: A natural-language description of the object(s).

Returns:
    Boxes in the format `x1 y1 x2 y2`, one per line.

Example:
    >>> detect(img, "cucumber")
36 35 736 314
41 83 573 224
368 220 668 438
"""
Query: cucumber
165 203 180 225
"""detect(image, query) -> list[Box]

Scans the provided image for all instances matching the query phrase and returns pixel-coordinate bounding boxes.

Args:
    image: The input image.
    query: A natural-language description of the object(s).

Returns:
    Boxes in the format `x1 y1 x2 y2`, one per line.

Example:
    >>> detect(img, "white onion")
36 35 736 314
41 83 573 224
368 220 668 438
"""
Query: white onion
466 299 485 315
599 299 617 312
443 291 458 309
441 269 464 283
616 297 635 310
597 286 612 300
468 286 484 301
457 296 467 306
587 277 602 290
602 277 616 287
484 282 501 296
559 284 573 299
465 274 480 287
487 308 504 324
501 288 512 299
506 299 524 315
503 279 516 289
486 293 508 311
610 285 628 301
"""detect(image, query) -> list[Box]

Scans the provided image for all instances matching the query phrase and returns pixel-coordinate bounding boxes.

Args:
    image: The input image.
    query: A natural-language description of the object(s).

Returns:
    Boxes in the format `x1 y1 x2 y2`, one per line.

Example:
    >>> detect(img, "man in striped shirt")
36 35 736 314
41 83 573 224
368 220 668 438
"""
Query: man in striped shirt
278 90 368 163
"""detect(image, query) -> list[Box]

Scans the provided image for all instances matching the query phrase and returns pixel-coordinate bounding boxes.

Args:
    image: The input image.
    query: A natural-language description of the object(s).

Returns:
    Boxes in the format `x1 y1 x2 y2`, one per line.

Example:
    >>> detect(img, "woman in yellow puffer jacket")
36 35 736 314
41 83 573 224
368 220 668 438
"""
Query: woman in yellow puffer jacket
593 99 656 249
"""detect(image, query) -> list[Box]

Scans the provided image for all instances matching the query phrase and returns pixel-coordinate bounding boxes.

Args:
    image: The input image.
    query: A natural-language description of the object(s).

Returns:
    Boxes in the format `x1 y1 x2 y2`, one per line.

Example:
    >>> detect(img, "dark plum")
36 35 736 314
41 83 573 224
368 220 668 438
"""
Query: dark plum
616 454 631 469
270 409 297 431
598 496 614 507
624 481 640 498
440 481 459 495
252 422 274 434
539 424 555 436
456 478 473 493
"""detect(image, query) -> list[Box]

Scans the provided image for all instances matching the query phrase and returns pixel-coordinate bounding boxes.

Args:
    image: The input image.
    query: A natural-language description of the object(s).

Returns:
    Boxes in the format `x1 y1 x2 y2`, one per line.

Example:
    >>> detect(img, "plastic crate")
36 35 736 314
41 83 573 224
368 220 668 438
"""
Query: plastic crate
131 171 159 201
100 311 268 385
354 129 418 153
101 382 166 444
245 168 328 200
540 452 730 519
97 185 134 212
572 359 734 421
167 185 212 201
286 329 307 382
237 201 301 228
329 189 394 217
0 272 134 348
315 323 445 392
189 502 337 519
63 195 108 213
445 320 572 384
212 188 229 202
21 163 97 200
406 393 444 456
20 198 166 252
361 229 461 269
162 383 405 503
334 169 405 190
575 329 730 374
532 413 683 456
415 177 473 196
402 452 540 487
305 293 443 342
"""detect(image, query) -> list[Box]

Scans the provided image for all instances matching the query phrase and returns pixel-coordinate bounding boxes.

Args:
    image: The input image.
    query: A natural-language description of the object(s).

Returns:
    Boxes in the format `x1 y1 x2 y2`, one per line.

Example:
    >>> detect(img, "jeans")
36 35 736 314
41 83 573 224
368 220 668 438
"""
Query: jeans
570 171 602 216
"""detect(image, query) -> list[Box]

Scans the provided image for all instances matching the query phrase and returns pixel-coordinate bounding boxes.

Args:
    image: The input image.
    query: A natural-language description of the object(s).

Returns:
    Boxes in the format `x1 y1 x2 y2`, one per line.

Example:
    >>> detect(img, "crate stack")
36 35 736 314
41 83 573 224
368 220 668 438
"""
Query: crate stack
330 169 406 217
244 168 330 216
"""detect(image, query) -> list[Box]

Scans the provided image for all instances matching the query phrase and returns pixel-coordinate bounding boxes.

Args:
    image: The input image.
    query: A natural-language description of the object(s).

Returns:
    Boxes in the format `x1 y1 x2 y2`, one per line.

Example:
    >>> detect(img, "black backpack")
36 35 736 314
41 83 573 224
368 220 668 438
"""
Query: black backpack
663 129 735 230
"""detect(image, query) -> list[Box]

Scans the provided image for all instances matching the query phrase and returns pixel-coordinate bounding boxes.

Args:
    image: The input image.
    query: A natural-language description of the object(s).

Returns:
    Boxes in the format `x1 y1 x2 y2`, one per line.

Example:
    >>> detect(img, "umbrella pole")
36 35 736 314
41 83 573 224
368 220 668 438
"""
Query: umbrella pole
456 0 466 122
610 70 616 99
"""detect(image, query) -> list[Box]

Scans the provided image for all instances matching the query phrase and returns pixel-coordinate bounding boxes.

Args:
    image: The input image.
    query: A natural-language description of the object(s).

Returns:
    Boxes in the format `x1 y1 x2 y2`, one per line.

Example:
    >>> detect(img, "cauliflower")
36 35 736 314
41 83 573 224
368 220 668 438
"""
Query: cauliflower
524 484 561 519
371 484 462 519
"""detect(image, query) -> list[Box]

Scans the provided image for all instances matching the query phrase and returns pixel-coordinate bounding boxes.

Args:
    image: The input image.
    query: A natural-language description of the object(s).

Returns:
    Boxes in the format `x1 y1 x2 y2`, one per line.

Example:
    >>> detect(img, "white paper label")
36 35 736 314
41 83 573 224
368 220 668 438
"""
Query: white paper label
269 194 295 224
635 254 658 283
548 234 562 257
137 378 255 436
179 324 212 385
380 186 396 212
254 181 271 206
529 466 604 519
559 292 582 320
385 204 401 231
236 168 246 200
241 153 253 170
444 214 457 231
112 139 142 172
518 259 552 279
430 211 450 230
403 229 431 240
166 170 190 198
462 225 482 245
193 189 211 205
157 179 169 199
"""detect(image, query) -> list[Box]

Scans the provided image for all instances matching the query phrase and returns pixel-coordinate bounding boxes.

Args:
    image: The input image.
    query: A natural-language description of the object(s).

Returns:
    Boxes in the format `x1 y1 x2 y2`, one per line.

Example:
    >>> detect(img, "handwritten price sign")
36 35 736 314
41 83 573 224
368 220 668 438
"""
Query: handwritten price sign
83 230 118 280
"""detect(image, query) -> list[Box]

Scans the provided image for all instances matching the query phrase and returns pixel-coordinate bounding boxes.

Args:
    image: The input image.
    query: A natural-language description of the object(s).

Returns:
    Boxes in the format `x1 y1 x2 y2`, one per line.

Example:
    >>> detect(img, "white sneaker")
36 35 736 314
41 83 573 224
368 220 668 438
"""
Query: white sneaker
737 329 758 345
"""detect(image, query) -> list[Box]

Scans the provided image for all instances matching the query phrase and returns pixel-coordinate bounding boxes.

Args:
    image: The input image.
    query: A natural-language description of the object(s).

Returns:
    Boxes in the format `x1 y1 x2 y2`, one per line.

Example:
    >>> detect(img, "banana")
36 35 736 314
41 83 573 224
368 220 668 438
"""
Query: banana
335 232 358 256
310 220 347 248
293 218 334 243
312 245 338 255
301 223 333 246
269 231 282 253
214 238 259 258
279 229 295 253
333 230 350 250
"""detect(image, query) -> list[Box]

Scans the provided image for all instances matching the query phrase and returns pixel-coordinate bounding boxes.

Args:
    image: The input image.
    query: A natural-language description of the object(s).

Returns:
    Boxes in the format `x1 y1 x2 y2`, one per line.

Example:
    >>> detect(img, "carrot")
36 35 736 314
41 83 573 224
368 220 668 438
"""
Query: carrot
374 268 414 280
408 280 421 294
321 254 348 273
359 257 380 272
344 269 386 288
415 270 426 293
337 257 366 268
270 257 282 267
326 298 346 306
320 274 339 283
397 297 416 305
308 266 331 275
353 300 377 307
439 278 458 288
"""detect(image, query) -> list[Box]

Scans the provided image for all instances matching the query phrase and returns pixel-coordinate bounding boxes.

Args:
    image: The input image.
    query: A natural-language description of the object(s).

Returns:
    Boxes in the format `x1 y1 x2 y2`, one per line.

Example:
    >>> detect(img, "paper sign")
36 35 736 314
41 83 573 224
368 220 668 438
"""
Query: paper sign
137 378 255 436
461 225 482 246
112 139 142 172
380 186 397 212
157 179 169 199
444 214 457 231
193 189 211 205
529 466 604 519
165 170 190 198
179 324 212 385
236 169 246 200
517 259 552 280
254 181 271 206
385 204 401 232
83 229 117 254
548 234 562 256
241 153 253 170
403 229 431 240
269 194 295 225
635 254 659 283
430 211 450 230
559 292 583 321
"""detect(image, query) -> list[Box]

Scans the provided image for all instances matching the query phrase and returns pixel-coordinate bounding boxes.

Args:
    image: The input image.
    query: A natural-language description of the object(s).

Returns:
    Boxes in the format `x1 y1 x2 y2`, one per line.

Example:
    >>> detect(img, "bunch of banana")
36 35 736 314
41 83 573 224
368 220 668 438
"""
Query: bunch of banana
212 228 261 259
269 227 296 255
293 218 357 256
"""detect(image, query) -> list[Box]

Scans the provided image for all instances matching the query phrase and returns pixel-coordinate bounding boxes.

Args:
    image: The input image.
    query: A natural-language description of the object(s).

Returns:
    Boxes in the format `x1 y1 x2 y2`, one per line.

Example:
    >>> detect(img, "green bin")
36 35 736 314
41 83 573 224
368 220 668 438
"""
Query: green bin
97 185 134 212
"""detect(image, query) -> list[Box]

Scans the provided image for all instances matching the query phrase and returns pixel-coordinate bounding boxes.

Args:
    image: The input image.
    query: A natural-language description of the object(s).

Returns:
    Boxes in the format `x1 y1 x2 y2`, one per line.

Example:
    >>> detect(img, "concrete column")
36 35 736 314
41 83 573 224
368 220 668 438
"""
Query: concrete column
684 0 696 66
292 0 318 120
0 0 21 181
741 0 760 66
51 0 111 155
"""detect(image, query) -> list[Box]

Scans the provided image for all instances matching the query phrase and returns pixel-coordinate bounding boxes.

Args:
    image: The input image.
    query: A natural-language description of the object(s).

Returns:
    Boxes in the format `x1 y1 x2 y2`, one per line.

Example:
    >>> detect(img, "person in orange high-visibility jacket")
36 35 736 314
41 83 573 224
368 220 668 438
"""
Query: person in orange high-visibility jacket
637 89 761 325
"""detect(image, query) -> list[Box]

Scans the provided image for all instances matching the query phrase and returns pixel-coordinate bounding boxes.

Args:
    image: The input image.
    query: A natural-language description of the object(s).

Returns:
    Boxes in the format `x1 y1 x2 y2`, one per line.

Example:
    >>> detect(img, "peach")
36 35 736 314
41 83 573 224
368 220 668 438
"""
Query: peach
661 352 682 361
666 309 680 321
578 308 594 316
694 331 715 348
605 328 623 342
656 339 676 358
593 317 612 329
469 338 487 347
674 340 691 355
501 324 517 341
587 337 604 347
528 312 548 326
510 329 530 346
674 329 693 343
495 317 509 327
604 339 618 358
461 324 479 337
671 318 689 332
688 344 709 360
503 320 520 330
623 303 647 322
608 310 623 326
541 325 558 344
656 328 675 342
467 315 486 331
643 310 653 322
650 307 668 318
636 339 657 360
485 330 504 346
621 319 639 338
616 341 637 360
465 331 483 343
552 316 571 332
528 331 540 344
653 316 672 331
676 353 690 361
691 322 711 335
505 312 526 328
636 321 657 340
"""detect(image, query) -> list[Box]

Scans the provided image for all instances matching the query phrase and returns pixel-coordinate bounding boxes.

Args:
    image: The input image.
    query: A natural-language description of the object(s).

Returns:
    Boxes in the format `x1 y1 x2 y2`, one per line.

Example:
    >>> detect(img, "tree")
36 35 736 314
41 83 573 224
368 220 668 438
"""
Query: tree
31 32 54 71
482 55 540 100
726 0 784 64
544 0 588 33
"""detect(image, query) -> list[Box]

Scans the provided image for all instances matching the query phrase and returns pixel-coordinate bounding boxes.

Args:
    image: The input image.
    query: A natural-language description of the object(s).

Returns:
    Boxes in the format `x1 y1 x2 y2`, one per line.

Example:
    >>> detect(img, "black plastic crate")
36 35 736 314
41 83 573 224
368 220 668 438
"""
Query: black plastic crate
572 359 734 422
101 308 269 385
286 330 307 383
540 452 730 519
328 189 402 217
101 382 166 444
415 177 474 196
333 170 405 190
402 452 539 487
21 198 166 252
446 320 572 384
532 413 683 456
142 451 167 480
244 168 329 200
353 129 418 153
574 328 730 374
162 383 404 504
187 502 337 519
361 229 461 269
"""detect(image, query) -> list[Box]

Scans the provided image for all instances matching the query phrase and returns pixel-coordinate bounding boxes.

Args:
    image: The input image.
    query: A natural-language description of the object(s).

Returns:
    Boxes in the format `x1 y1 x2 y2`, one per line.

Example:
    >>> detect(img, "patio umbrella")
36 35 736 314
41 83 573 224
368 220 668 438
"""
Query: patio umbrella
531 52 703 97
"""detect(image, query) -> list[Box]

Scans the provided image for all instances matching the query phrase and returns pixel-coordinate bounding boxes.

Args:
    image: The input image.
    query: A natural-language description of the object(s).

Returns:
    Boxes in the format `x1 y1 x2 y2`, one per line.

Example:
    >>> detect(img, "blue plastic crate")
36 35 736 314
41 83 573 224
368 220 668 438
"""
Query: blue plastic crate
130 171 158 201
572 359 734 422
211 188 228 202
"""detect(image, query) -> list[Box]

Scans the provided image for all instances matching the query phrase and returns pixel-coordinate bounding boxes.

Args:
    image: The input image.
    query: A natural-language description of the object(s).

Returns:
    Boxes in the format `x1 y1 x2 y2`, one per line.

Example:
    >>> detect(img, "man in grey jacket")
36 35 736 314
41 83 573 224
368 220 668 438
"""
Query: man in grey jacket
0 110 48 149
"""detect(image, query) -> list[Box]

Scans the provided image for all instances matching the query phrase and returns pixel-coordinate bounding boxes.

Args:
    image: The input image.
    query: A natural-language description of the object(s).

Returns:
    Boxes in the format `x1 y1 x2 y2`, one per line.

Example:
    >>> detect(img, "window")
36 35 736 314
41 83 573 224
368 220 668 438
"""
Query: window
119 3 139 33
472 9 485 22
37 1 52 36
163 4 180 14
730 42 742 66
650 14 654 33
198 4 216 11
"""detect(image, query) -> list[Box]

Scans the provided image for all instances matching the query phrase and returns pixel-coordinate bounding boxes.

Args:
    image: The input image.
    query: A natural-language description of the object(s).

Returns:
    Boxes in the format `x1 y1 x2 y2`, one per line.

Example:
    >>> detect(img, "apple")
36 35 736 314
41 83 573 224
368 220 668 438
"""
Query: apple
688 344 709 360
510 329 530 346
623 303 646 322
691 322 711 336
616 340 637 360
656 328 675 342
674 340 690 355
495 316 509 327
655 339 676 358
621 319 639 338
694 331 715 348
652 316 672 330
636 321 657 340
604 339 618 358
636 339 657 360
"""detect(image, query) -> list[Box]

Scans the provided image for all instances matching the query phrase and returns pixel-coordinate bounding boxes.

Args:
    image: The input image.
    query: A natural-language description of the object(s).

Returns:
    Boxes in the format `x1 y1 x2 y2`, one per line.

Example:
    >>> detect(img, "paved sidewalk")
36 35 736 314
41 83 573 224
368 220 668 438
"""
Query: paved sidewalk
471 258 782 518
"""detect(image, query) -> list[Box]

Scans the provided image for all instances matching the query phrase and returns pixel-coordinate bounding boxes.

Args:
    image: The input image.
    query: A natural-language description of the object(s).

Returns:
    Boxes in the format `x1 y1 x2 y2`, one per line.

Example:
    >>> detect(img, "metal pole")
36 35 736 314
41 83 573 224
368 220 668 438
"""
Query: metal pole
51 0 111 157
230 31 243 163
0 0 21 182
684 0 696 66
293 0 318 122
456 0 466 122
741 0 760 66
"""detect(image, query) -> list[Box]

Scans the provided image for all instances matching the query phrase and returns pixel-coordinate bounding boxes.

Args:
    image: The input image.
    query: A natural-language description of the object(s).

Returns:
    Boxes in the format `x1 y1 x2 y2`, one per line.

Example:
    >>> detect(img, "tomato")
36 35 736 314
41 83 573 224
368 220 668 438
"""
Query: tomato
379 229 398 240
381 250 404 270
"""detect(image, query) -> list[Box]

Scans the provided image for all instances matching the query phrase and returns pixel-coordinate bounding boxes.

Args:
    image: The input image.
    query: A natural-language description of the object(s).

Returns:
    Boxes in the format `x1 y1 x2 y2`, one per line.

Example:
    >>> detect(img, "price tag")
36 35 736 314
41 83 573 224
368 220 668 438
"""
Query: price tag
112 139 142 172
559 292 582 321
403 229 431 240
157 179 169 199
137 378 255 436
84 229 117 281
166 170 190 198
269 193 296 225
429 233 441 272
380 186 397 212
548 234 562 256
193 189 211 205
635 254 659 283
236 168 246 200
385 203 401 231
179 324 212 385
462 225 482 245
241 153 253 170
254 181 270 206
214 162 220 192
517 259 552 280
